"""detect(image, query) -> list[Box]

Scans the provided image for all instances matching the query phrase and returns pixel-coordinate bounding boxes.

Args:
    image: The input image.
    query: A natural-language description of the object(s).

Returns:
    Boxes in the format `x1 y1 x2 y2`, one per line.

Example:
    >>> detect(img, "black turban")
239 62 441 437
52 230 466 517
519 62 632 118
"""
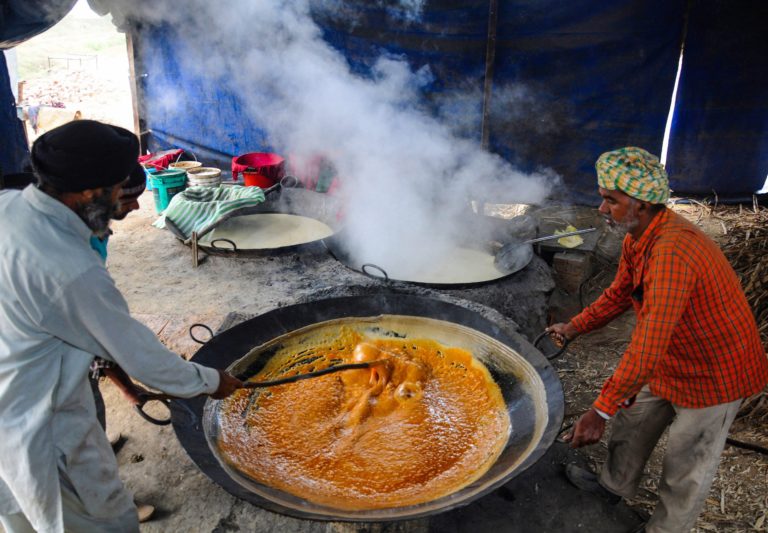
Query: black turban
120 163 147 201
31 120 139 192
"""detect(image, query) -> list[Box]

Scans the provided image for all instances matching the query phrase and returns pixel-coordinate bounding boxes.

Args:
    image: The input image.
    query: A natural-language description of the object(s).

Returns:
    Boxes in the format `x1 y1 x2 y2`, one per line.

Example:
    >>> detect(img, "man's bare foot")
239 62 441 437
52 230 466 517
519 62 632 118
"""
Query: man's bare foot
137 503 155 523
107 432 122 449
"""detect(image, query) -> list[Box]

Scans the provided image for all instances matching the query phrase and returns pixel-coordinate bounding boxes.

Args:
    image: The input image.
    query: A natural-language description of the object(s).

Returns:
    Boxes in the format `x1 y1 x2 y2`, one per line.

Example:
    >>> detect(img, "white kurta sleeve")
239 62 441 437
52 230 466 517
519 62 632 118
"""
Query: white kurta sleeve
40 266 220 398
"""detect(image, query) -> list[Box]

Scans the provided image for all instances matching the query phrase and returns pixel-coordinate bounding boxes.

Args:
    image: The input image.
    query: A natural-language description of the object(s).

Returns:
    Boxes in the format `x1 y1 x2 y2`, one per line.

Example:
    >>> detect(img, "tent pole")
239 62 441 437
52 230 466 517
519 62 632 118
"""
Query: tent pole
480 0 499 150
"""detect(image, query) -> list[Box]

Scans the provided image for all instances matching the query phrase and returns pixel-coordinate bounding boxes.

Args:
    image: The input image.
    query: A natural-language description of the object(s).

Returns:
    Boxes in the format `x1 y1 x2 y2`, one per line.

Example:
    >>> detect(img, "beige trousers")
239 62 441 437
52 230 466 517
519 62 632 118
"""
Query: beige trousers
599 386 741 533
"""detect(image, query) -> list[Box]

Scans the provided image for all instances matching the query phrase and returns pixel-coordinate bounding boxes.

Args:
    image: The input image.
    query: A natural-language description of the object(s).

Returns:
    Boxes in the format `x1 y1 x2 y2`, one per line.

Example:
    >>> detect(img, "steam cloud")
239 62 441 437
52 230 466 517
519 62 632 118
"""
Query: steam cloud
103 0 558 275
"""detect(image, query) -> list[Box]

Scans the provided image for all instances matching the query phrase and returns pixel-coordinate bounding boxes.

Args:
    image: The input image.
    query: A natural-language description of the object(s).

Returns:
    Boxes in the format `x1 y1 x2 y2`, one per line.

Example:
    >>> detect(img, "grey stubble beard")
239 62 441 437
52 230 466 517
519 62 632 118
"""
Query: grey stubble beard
76 187 119 238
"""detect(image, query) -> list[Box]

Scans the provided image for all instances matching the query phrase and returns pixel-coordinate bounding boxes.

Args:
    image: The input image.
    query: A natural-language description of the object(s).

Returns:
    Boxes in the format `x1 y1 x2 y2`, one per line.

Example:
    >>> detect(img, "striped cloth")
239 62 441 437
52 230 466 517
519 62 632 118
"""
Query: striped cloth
571 208 768 416
155 185 266 238
596 147 670 204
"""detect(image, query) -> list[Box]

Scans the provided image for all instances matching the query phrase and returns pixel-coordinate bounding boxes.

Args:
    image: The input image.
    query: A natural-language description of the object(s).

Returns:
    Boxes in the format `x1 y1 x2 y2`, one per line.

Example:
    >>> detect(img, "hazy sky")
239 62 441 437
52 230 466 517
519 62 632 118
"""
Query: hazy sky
70 0 99 19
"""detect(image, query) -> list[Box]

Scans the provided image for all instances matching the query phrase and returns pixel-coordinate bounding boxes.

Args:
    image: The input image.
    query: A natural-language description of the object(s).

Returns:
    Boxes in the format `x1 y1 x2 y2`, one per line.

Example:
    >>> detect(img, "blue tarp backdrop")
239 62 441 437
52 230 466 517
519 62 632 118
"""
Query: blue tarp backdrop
1 0 767 200
136 25 272 171
0 52 28 174
490 0 686 202
665 0 768 197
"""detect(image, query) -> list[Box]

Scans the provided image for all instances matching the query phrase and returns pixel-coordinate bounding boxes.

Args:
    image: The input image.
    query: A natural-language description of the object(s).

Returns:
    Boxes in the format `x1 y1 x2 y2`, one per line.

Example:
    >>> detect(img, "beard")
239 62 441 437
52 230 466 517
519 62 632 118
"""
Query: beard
111 209 128 221
604 207 640 235
75 187 119 237
612 216 639 235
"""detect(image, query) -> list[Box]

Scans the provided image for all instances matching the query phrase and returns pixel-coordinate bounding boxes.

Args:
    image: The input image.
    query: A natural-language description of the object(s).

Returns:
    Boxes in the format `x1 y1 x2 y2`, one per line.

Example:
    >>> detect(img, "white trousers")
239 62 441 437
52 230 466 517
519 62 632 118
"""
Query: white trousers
0 467 138 533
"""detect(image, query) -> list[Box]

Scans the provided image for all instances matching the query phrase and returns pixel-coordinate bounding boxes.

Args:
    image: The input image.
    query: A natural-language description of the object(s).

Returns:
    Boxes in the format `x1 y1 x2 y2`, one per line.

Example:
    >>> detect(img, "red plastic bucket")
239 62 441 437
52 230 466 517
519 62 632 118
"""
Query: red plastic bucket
231 152 285 186
243 171 274 188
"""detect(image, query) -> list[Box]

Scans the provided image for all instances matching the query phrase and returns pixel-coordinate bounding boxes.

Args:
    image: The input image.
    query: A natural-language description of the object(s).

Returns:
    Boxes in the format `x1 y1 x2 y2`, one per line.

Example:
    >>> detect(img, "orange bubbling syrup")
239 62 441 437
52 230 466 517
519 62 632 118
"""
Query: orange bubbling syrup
216 329 510 510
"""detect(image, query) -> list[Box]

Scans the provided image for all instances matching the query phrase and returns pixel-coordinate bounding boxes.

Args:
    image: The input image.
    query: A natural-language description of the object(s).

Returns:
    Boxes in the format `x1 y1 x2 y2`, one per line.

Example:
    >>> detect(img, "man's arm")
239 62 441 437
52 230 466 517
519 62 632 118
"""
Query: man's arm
565 245 697 447
569 246 634 335
547 242 634 342
42 266 240 398
102 364 147 405
103 364 241 403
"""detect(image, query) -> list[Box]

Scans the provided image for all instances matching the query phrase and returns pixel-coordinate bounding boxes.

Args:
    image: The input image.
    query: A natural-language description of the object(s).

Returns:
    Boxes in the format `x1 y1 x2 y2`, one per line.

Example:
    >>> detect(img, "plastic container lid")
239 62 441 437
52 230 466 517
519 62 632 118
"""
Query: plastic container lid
187 167 222 179
169 161 203 170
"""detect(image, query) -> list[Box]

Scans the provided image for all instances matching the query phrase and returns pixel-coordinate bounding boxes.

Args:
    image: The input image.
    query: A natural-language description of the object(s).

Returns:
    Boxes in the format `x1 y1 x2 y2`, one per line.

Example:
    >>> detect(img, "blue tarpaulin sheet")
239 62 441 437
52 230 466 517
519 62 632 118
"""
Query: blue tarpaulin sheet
134 0 687 203
137 25 272 169
665 0 768 197
0 51 28 175
490 0 686 203
2 0 768 201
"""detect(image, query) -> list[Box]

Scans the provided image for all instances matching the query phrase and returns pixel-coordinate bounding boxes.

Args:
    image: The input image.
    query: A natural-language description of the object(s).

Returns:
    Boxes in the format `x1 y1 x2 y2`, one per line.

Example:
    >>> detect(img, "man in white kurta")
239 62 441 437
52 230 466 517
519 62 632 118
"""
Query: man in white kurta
0 121 239 532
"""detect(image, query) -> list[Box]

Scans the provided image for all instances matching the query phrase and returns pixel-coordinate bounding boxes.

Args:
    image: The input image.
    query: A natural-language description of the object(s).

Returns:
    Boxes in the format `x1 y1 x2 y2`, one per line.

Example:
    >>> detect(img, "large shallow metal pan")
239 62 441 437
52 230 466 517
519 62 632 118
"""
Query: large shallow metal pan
171 294 564 521
323 230 516 288
166 184 342 259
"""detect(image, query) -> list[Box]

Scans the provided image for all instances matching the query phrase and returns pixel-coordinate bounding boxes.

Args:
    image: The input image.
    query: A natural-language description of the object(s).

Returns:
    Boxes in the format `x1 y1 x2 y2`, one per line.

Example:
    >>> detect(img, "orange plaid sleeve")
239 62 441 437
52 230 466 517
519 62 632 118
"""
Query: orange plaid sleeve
593 243 697 415
570 237 633 334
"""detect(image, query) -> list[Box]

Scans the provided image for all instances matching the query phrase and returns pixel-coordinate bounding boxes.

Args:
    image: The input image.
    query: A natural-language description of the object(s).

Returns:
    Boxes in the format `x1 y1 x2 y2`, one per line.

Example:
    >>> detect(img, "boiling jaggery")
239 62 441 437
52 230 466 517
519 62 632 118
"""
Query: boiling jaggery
216 329 510 510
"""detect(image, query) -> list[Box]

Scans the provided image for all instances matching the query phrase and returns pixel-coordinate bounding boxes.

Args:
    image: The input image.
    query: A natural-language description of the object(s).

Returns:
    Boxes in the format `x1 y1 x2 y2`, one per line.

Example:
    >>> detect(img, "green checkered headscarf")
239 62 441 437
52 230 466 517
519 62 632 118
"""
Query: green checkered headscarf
595 147 670 204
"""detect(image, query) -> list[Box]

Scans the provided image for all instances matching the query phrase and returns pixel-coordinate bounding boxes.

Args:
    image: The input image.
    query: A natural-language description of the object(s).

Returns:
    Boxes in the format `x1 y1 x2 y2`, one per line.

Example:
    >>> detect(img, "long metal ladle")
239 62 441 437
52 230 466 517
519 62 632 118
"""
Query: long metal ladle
240 359 389 388
494 227 597 273
134 360 389 425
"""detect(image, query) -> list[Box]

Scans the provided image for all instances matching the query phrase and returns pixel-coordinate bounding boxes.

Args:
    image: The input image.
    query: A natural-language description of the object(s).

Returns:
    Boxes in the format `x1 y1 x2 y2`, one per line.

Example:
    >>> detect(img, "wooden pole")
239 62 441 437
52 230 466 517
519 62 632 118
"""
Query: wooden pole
480 0 499 150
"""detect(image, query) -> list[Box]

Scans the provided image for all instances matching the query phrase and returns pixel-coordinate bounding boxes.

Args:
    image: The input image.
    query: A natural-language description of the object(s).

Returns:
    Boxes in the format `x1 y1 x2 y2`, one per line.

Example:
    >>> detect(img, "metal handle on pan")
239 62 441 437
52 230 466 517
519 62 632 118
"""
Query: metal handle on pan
279 175 300 188
361 263 389 281
263 182 282 196
533 330 571 360
189 323 214 345
134 395 172 426
556 422 574 443
133 394 199 427
210 238 238 251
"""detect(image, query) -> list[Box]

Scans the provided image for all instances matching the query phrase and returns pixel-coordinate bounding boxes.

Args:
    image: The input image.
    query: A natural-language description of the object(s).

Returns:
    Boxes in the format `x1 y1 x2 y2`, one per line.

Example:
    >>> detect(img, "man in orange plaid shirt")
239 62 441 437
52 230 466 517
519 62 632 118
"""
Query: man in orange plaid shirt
549 147 768 533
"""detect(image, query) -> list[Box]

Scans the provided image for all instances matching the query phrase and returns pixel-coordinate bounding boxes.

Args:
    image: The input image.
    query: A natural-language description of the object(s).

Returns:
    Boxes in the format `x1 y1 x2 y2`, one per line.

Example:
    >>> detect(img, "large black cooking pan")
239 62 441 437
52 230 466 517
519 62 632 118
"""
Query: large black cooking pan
165 183 342 259
323 231 519 289
325 225 596 288
171 294 563 521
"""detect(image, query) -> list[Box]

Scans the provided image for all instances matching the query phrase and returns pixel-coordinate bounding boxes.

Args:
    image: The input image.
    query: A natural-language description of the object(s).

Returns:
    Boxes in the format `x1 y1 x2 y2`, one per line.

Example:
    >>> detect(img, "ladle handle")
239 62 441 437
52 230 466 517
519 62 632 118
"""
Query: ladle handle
524 227 596 245
533 330 571 360
241 360 385 388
